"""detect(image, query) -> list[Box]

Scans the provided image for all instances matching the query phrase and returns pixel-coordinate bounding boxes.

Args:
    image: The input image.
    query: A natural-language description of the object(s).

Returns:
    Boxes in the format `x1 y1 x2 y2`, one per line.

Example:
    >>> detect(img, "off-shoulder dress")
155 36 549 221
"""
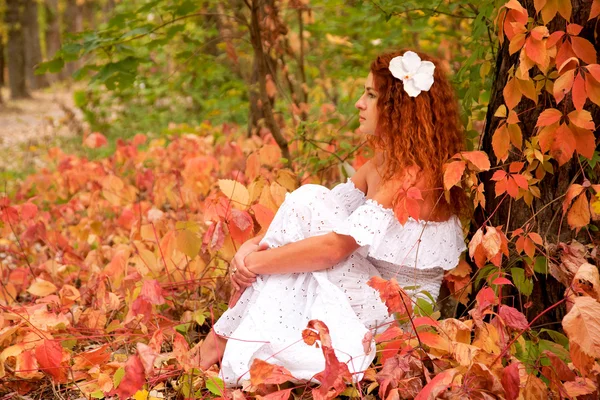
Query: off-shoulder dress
213 179 466 387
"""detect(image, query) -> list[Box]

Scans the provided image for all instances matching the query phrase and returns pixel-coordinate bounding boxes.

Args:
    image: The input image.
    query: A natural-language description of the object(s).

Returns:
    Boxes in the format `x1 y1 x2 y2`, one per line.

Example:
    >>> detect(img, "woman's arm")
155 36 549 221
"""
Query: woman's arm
245 232 359 275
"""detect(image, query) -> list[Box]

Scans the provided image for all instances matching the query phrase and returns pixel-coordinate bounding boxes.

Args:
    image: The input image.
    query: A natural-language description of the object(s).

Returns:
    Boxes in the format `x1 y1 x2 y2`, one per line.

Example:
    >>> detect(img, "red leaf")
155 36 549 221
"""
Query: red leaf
367 276 413 316
83 132 108 149
572 72 587 110
375 325 404 343
499 305 529 330
35 339 65 381
567 24 583 36
543 350 576 381
140 279 165 305
20 202 38 220
262 389 293 400
229 209 254 243
493 277 513 286
249 359 295 386
476 287 498 313
414 368 459 400
110 355 145 399
501 362 521 400
305 320 353 400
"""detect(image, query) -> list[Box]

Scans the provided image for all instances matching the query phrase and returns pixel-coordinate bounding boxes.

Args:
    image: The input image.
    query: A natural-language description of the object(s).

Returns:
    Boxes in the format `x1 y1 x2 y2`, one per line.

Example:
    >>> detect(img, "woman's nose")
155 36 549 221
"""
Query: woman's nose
355 97 364 110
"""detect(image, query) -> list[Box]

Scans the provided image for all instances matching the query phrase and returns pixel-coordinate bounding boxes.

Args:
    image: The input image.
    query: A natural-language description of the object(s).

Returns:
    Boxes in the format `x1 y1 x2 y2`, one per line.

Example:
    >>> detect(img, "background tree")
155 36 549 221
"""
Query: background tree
24 0 49 89
6 0 29 99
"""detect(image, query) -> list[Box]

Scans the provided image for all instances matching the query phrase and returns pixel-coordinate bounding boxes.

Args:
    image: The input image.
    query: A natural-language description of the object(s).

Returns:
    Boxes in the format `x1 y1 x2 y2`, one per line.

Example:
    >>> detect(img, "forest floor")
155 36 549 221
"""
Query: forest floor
0 85 84 176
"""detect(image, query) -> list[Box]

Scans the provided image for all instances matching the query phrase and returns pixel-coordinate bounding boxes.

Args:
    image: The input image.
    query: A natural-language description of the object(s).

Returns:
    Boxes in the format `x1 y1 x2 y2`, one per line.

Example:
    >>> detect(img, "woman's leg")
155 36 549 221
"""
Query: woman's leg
198 329 227 370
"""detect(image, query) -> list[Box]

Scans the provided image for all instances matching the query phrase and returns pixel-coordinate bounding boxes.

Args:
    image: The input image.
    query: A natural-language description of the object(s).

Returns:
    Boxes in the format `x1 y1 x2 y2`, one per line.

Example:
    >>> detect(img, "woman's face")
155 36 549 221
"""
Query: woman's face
355 72 379 135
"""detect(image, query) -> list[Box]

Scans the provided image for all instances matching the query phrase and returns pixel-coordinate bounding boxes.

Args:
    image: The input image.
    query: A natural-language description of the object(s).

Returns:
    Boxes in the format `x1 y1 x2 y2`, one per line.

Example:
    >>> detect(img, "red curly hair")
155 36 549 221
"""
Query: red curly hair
369 50 467 218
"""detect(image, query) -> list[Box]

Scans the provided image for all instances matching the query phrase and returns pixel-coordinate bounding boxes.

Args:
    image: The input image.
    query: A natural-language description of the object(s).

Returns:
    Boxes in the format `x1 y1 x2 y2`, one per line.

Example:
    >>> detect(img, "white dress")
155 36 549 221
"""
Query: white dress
213 180 466 387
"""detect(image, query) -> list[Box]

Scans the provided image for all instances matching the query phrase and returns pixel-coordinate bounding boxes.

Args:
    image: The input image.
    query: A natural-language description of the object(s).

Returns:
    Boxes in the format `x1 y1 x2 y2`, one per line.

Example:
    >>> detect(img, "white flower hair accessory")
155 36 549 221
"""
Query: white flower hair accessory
388 51 435 97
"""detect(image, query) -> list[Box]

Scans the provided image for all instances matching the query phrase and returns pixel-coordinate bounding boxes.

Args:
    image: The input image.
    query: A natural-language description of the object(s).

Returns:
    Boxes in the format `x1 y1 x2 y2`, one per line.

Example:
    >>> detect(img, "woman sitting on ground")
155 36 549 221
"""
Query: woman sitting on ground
198 50 467 387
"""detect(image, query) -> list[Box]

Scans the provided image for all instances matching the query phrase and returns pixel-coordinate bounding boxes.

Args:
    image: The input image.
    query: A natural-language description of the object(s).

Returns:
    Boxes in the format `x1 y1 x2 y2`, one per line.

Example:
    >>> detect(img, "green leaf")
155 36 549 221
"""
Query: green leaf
206 376 225 396
533 256 548 274
35 58 64 75
113 367 125 388
540 329 570 348
511 268 533 296
91 390 105 399
73 91 87 108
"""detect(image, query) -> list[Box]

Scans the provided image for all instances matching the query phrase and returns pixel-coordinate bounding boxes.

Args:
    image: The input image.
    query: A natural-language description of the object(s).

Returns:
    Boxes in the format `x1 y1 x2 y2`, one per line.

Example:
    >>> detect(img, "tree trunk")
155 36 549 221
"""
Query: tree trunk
478 0 599 326
24 0 49 89
0 35 5 88
45 0 64 82
6 0 30 99
63 0 83 77
82 1 97 31
102 0 116 23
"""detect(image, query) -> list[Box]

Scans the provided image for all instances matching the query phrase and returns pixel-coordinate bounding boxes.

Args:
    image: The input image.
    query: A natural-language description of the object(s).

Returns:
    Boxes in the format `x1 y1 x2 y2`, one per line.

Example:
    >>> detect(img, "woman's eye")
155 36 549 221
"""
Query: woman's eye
368 93 376 99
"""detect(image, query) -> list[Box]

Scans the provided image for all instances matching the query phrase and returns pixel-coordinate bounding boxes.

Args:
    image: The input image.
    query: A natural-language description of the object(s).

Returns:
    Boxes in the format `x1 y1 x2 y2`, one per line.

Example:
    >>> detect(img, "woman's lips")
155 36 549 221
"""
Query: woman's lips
359 117 365 121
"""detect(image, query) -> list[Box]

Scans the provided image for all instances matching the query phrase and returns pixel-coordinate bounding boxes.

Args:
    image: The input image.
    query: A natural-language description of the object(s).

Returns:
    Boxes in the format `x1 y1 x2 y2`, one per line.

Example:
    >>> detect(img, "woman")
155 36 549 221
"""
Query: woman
199 50 467 387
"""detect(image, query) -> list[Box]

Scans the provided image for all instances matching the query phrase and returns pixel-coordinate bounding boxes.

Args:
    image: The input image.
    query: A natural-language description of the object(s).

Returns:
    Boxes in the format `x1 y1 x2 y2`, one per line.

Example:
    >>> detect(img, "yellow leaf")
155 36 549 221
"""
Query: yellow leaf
27 278 58 297
101 175 125 206
562 296 600 358
269 182 288 207
276 169 298 192
175 229 201 259
218 179 250 210
133 389 149 400
259 144 282 167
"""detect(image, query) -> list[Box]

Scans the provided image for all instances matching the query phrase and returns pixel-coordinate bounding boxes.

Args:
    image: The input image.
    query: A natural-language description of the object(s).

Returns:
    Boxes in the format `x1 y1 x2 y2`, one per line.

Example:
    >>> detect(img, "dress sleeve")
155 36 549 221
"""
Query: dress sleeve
332 200 395 257
334 200 466 271
329 178 366 215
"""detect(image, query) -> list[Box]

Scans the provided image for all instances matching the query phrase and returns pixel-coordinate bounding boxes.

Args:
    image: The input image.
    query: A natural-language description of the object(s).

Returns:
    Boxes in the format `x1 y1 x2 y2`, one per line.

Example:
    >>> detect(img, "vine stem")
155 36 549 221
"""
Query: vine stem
490 296 568 367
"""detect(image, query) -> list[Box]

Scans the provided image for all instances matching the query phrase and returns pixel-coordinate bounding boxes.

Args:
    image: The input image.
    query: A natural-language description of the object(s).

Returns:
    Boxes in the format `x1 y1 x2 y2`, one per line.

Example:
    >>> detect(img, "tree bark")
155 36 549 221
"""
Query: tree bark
45 0 64 82
63 0 83 77
478 0 599 326
247 0 289 164
6 0 30 99
24 0 49 89
0 35 6 88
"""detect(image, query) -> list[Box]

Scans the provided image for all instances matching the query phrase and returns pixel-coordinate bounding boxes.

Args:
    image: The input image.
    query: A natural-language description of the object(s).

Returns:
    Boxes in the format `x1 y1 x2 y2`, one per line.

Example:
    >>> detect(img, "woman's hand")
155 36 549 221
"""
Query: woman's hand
230 238 268 292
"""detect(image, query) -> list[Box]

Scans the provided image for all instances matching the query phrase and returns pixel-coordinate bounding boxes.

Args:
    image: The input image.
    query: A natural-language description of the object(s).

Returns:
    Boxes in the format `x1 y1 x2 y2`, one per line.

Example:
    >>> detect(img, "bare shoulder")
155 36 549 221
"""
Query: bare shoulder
349 160 372 194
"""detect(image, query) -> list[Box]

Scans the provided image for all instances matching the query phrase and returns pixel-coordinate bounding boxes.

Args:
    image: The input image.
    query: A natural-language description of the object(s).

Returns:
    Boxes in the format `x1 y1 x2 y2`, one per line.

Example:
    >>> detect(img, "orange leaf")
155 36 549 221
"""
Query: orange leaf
566 23 583 36
557 0 572 20
554 69 575 103
508 124 522 149
461 151 491 171
492 124 511 162
443 161 466 190
249 358 295 386
503 78 522 109
140 279 165 305
590 0 600 20
584 73 600 106
568 109 595 130
551 123 576 166
571 124 596 160
571 36 597 65
516 78 538 103
414 368 460 400
562 296 600 358
567 193 591 231
563 183 584 213
536 108 562 127
251 203 275 231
